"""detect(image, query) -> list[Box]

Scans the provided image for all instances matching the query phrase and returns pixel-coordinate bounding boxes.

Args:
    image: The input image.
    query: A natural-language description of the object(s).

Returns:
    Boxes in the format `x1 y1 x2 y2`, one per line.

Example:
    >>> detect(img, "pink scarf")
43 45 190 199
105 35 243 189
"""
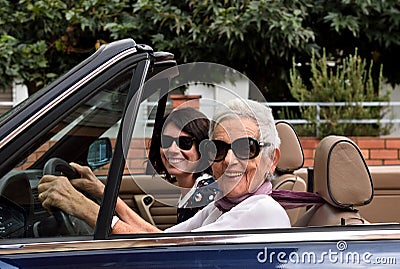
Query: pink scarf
214 181 273 212
215 181 324 212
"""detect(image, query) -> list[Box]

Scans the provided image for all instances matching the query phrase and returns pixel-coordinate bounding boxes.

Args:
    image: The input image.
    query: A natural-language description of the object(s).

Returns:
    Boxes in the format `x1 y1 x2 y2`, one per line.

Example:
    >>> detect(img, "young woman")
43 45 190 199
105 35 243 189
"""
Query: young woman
148 107 219 223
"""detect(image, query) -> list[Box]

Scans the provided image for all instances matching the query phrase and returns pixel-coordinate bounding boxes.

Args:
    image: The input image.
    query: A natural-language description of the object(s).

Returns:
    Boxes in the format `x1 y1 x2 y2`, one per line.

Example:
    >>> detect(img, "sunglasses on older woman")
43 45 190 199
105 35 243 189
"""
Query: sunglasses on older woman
161 135 195 151
201 137 270 162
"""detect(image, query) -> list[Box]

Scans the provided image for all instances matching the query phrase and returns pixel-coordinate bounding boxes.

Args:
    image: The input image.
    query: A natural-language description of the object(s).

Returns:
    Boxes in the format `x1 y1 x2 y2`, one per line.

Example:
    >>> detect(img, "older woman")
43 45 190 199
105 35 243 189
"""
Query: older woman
39 98 290 233
164 98 290 232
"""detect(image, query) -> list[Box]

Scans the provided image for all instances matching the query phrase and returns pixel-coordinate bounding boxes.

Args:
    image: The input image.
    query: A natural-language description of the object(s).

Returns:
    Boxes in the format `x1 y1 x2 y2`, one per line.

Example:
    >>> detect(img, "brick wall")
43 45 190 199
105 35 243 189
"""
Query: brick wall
300 137 400 167
18 137 400 172
18 138 150 176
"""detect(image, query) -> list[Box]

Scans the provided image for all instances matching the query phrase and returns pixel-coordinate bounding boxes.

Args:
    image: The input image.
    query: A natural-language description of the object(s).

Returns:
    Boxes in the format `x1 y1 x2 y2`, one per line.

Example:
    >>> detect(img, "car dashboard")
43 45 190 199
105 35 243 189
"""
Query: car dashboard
0 169 66 239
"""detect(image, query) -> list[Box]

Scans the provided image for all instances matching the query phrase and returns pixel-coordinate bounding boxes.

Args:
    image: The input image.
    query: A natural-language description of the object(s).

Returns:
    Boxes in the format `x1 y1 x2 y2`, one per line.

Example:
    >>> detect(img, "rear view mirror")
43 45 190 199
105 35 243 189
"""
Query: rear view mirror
87 138 112 169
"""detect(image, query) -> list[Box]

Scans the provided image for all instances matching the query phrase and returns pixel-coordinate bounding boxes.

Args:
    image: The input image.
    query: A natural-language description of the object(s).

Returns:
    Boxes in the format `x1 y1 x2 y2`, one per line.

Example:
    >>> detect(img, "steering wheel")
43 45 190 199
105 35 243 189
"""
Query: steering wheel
42 157 93 236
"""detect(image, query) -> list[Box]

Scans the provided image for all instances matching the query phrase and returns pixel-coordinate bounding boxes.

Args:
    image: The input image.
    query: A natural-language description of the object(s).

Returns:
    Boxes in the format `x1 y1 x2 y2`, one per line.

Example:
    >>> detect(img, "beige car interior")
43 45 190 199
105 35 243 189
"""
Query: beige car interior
118 175 179 230
273 121 307 225
358 165 400 223
294 135 373 227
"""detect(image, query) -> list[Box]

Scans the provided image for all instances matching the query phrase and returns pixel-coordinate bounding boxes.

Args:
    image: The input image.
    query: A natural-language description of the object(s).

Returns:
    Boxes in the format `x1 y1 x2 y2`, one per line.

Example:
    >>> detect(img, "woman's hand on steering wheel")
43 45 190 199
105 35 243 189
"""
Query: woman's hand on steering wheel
38 174 86 215
70 162 105 200
39 158 94 235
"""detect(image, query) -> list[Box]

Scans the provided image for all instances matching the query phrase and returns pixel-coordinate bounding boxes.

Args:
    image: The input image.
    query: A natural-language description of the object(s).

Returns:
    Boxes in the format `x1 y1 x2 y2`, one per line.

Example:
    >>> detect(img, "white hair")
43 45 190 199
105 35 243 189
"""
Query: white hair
209 99 280 157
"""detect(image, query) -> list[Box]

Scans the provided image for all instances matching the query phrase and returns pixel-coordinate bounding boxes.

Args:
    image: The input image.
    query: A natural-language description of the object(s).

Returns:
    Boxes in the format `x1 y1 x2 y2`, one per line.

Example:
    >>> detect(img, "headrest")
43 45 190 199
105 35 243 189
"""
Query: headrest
314 135 374 208
276 121 304 172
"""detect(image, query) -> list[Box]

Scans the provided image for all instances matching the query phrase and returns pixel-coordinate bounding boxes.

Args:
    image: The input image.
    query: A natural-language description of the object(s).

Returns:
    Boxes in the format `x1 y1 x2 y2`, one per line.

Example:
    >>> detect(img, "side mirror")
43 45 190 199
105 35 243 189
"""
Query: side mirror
87 138 112 169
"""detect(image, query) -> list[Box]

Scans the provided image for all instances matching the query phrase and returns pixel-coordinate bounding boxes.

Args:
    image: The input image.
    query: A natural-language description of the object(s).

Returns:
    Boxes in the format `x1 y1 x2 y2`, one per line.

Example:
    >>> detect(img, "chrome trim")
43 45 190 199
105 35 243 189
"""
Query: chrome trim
0 48 137 149
2 228 400 255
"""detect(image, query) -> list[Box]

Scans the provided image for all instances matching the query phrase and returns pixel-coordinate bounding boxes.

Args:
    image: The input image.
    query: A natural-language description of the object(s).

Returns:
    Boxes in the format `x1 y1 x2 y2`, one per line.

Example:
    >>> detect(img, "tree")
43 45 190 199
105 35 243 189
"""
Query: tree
307 0 400 86
288 49 391 137
1 0 399 100
0 0 125 95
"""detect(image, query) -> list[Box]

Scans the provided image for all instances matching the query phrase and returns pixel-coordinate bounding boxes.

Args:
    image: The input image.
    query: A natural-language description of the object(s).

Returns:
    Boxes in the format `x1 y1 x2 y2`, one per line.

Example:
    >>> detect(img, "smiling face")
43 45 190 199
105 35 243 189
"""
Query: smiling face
211 117 280 198
160 122 200 182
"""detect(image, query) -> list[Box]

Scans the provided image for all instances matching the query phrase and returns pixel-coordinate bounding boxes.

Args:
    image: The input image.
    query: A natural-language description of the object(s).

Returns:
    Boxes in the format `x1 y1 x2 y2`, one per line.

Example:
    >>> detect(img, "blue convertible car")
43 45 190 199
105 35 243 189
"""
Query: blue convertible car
0 39 399 268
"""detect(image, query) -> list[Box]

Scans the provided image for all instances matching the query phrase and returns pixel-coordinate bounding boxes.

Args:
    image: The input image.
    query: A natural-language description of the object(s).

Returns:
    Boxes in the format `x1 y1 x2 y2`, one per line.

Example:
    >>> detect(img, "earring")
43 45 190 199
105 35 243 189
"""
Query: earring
265 172 275 182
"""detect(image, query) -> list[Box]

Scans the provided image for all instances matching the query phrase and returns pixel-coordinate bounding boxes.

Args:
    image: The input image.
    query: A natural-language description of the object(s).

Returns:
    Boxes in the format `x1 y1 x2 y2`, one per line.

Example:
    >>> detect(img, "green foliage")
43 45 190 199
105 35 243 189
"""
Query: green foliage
320 0 400 48
311 0 400 85
105 0 317 97
288 49 391 137
0 34 52 90
0 0 126 94
0 0 319 96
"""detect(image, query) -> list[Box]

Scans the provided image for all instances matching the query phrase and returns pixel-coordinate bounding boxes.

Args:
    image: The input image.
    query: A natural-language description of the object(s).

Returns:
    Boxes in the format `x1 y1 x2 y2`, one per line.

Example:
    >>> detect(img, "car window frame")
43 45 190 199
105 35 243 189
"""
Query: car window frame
94 59 152 239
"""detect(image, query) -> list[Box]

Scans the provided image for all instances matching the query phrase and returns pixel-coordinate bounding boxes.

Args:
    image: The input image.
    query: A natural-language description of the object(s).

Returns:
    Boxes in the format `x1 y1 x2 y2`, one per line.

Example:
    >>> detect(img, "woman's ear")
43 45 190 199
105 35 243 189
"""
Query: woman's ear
270 148 280 173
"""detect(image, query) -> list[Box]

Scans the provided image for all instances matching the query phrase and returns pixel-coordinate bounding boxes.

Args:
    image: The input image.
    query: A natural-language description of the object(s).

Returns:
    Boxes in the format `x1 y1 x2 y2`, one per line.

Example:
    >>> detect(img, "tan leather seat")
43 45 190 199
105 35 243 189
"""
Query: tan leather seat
119 175 180 230
294 135 374 227
273 121 307 224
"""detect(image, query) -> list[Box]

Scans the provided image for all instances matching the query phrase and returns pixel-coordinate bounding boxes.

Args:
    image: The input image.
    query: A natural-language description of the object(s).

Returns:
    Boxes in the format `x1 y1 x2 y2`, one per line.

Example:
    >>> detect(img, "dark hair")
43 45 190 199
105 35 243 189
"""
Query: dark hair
148 107 211 182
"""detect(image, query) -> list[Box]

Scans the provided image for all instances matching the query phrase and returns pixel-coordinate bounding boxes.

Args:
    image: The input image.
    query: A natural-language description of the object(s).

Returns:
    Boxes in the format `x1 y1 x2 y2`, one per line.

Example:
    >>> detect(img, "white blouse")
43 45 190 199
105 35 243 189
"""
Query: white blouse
165 195 290 232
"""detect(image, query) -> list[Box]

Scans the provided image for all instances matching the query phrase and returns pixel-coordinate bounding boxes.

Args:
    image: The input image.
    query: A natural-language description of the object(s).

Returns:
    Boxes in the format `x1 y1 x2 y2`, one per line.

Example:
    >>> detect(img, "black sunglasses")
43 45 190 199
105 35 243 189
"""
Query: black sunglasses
161 135 195 151
201 137 270 162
